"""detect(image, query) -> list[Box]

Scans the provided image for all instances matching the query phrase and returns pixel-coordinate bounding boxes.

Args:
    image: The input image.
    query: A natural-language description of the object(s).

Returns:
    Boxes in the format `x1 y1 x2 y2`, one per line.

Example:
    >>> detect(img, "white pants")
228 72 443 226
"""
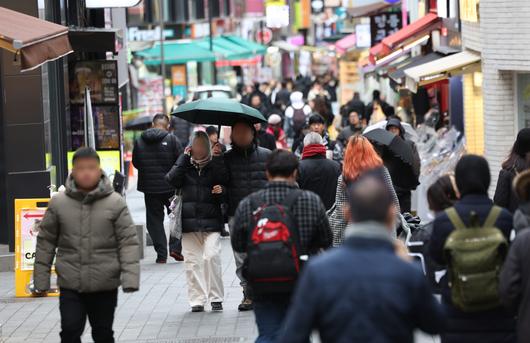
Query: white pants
181 232 224 306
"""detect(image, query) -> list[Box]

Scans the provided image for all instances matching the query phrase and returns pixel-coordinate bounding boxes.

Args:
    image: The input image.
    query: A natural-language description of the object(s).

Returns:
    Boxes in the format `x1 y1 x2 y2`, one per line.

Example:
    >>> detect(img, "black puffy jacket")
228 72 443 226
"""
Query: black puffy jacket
298 155 341 210
224 144 271 216
133 128 182 194
165 155 229 233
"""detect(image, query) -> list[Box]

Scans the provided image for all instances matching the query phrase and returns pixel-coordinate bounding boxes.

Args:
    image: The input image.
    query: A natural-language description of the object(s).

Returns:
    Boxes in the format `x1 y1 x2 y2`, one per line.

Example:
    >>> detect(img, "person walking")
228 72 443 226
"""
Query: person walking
265 114 288 150
512 169 530 232
254 122 277 151
132 114 183 263
293 114 333 157
298 132 341 210
328 135 400 246
278 176 444 343
166 131 227 312
224 120 272 311
494 128 530 213
284 91 312 141
342 92 365 127
34 148 140 343
385 117 421 213
429 155 516 343
500 170 530 343
231 150 332 343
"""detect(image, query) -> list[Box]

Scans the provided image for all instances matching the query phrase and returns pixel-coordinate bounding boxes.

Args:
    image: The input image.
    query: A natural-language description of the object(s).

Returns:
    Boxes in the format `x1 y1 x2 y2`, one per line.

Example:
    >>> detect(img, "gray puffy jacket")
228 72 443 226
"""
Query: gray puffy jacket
34 174 140 293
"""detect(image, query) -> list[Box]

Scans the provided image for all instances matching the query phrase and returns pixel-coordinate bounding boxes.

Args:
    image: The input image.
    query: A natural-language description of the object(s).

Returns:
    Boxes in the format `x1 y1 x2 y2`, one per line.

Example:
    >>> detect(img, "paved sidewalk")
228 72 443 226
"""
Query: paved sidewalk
0 186 439 343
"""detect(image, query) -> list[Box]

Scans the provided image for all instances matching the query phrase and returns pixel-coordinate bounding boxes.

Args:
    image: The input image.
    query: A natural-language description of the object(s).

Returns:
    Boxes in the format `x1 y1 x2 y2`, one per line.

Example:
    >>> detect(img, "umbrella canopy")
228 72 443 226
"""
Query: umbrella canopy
364 120 418 142
364 129 420 189
124 115 153 131
171 98 267 126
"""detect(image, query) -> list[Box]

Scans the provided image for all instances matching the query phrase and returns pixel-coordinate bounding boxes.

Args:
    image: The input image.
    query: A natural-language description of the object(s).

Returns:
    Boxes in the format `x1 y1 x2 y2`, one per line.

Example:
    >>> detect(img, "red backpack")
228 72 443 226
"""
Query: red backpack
245 190 303 296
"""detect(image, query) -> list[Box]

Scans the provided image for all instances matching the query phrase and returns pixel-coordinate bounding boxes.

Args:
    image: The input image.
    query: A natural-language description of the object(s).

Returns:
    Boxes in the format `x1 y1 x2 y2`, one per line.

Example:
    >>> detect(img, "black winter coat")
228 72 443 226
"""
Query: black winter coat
500 228 530 343
224 145 271 216
298 155 341 210
256 130 277 151
165 155 228 233
429 194 516 343
170 116 192 147
133 128 182 194
494 168 520 213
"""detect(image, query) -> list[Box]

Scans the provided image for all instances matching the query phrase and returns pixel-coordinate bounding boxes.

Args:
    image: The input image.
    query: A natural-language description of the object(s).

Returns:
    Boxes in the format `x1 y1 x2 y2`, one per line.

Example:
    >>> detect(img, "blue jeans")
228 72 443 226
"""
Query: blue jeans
253 299 290 343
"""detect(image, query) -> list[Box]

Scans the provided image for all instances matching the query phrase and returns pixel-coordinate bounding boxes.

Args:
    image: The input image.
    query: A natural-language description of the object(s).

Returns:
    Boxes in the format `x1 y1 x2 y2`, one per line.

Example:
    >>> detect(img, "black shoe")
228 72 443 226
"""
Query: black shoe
211 302 223 311
238 295 253 311
191 305 204 313
220 229 230 237
169 251 184 262
155 258 167 264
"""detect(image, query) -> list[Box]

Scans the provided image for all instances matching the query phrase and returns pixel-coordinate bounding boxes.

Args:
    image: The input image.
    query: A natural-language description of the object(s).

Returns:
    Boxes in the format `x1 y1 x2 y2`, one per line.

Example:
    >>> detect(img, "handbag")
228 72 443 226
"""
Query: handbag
168 189 183 239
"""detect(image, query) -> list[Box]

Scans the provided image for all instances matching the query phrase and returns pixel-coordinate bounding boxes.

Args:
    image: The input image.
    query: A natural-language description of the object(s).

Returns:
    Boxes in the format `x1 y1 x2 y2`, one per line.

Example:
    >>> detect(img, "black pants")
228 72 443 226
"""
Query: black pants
59 288 117 343
144 192 182 259
396 189 412 214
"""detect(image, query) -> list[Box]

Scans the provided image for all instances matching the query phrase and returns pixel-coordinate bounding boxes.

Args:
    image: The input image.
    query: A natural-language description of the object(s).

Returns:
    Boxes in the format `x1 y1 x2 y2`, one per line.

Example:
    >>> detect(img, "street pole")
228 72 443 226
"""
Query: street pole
159 0 167 114
209 0 218 84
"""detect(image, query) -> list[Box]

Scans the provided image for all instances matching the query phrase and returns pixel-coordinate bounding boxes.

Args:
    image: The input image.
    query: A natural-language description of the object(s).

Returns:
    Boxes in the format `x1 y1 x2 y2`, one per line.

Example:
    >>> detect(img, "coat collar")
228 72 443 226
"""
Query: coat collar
344 221 394 244
65 173 114 203
265 181 299 190
457 194 493 206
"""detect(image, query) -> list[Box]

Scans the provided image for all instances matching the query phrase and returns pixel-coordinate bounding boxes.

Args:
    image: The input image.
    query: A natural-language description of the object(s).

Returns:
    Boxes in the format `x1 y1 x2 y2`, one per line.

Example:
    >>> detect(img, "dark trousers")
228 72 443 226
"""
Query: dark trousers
253 299 290 343
396 189 412 214
144 192 182 259
59 288 117 343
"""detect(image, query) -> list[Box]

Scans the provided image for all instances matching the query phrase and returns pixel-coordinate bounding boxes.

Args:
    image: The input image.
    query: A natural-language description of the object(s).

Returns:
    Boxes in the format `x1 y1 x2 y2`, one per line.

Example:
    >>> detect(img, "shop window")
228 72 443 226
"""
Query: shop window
172 0 190 23
191 0 206 20
211 0 221 17
223 0 231 16
516 73 530 130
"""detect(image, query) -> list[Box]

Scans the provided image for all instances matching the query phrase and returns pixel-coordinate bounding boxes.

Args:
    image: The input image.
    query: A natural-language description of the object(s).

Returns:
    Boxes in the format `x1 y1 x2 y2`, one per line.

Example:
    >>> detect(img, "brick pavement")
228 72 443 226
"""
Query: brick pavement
0 185 439 343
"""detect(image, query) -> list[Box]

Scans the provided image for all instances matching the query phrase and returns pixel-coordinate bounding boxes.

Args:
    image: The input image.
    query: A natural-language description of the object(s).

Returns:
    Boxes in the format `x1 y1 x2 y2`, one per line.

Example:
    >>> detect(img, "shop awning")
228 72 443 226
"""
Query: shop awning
347 1 399 18
370 13 441 63
0 6 73 72
404 50 481 91
196 37 253 60
272 40 299 52
222 35 266 55
389 52 444 83
136 40 216 65
335 33 356 54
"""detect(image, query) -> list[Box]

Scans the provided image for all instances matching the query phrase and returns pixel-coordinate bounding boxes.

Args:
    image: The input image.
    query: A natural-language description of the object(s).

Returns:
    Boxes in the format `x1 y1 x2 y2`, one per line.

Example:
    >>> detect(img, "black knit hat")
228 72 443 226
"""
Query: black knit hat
514 128 530 158
455 155 491 196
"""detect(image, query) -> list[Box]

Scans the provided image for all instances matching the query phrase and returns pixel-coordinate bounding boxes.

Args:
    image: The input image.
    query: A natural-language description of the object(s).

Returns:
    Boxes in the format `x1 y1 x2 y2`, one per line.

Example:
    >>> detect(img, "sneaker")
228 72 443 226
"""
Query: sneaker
211 302 223 311
155 258 167 264
169 251 184 262
238 295 253 311
191 305 204 313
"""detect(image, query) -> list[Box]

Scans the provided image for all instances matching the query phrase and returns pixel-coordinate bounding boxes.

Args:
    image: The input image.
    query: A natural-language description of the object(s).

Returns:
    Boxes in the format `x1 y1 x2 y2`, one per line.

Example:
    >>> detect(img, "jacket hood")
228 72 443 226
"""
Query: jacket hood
141 128 169 143
386 118 405 138
514 203 530 232
65 173 114 202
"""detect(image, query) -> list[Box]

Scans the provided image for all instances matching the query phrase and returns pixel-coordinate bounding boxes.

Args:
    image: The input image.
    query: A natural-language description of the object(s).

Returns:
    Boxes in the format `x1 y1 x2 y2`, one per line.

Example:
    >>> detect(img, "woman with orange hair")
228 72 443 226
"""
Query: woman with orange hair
328 135 400 246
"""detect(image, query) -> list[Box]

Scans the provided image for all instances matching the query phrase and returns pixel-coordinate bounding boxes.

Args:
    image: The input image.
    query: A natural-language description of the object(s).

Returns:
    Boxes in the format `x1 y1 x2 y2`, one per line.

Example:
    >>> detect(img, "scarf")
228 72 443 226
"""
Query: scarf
302 143 326 160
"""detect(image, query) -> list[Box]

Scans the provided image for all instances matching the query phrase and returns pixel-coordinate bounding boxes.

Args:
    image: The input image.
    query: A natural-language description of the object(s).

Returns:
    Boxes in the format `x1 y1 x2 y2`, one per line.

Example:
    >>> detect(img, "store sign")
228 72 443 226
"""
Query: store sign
86 0 141 7
517 74 530 130
370 11 402 44
171 65 187 99
460 0 479 22
356 24 371 48
255 28 273 44
266 5 290 28
128 26 174 41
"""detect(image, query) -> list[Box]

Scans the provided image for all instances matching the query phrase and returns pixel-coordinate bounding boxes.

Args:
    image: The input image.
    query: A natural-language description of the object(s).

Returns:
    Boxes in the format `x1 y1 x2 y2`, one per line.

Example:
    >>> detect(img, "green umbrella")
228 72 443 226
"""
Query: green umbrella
171 98 267 126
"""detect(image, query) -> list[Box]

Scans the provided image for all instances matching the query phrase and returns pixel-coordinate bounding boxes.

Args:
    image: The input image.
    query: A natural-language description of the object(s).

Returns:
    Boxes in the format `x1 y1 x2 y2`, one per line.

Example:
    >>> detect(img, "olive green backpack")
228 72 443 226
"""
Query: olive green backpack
443 206 508 312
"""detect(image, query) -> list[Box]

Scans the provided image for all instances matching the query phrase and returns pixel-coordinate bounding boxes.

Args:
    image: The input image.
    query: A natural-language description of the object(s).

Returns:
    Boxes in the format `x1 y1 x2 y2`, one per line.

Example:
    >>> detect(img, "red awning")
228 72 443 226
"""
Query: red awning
369 13 441 64
382 13 441 49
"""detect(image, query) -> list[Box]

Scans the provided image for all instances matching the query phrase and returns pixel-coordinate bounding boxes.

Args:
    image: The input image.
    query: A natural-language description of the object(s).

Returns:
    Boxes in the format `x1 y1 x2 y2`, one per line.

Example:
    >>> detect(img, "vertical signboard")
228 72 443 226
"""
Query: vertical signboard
15 199 59 297
370 11 403 45
171 65 188 99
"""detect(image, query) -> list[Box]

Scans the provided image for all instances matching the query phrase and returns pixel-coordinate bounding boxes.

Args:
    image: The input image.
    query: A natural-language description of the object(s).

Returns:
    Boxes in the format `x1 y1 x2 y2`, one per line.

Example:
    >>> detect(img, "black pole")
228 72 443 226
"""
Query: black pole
209 0 217 84
159 0 167 114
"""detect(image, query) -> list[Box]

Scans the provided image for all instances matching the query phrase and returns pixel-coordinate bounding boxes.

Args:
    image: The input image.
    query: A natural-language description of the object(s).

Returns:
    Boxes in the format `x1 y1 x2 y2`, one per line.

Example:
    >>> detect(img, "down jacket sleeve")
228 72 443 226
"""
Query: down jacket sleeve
499 231 527 314
113 197 140 291
34 199 59 291
165 154 191 188
494 169 513 210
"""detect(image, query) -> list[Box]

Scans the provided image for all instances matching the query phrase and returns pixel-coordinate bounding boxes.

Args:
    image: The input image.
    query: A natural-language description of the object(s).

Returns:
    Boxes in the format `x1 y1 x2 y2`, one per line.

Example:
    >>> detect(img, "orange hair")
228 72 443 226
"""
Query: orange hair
342 135 383 182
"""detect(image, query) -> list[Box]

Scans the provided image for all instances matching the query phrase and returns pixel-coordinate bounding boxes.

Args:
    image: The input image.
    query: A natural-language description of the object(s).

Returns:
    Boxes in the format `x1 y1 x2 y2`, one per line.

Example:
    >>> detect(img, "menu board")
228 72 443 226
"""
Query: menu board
69 61 119 105
70 106 120 150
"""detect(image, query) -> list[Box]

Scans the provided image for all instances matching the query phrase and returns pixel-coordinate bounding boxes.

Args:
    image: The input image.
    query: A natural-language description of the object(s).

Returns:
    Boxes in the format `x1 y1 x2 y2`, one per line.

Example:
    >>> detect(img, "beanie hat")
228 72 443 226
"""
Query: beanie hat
514 128 530 158
268 114 282 125
455 155 491 196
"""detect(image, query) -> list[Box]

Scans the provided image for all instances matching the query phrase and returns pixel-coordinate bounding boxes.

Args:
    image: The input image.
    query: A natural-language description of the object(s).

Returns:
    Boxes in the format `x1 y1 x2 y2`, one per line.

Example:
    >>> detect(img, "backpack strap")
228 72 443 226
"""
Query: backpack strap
281 189 304 211
445 208 467 231
483 206 502 228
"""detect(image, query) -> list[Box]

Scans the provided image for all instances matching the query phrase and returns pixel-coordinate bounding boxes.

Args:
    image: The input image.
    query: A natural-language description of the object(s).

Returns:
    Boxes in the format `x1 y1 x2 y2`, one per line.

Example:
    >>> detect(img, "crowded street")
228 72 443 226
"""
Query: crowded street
1 0 530 343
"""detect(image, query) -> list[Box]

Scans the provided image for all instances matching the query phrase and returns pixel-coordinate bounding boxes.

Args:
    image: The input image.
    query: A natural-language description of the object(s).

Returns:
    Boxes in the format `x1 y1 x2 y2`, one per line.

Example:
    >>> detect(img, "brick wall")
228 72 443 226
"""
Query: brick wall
459 0 530 192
